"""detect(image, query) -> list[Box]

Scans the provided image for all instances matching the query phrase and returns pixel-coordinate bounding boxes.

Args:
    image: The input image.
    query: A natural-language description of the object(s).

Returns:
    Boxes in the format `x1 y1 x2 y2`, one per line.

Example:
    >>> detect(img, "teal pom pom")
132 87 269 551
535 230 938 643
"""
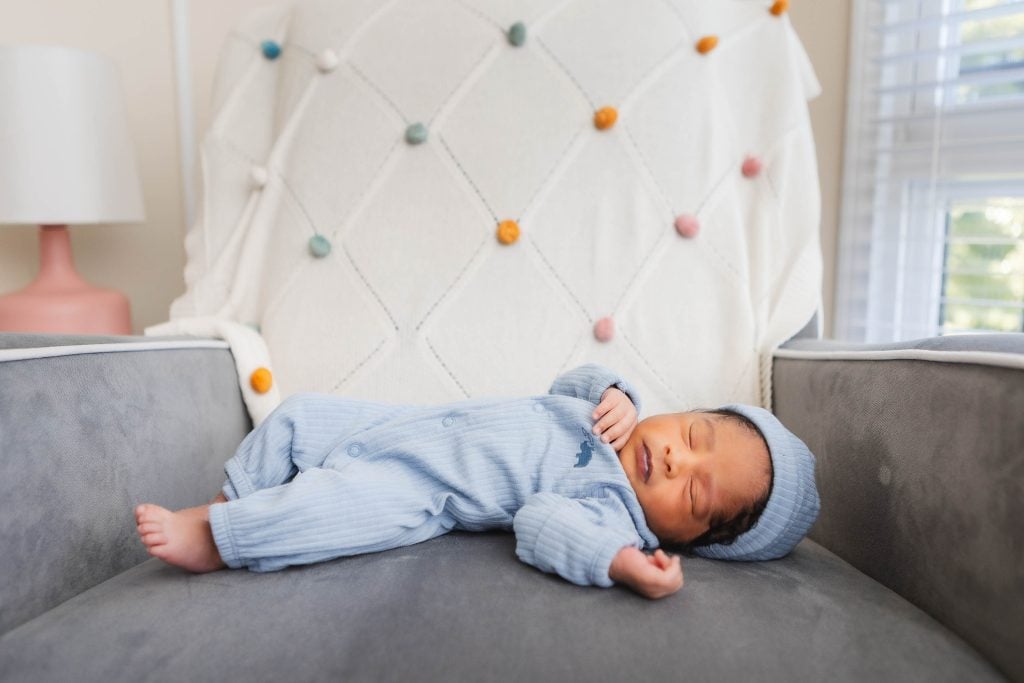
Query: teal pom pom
309 235 332 258
404 122 428 145
507 22 527 47
261 40 281 60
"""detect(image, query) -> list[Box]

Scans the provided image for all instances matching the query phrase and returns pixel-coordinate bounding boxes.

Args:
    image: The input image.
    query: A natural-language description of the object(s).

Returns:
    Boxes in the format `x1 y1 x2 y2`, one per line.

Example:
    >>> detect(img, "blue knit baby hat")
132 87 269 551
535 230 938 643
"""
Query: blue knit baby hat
692 404 820 561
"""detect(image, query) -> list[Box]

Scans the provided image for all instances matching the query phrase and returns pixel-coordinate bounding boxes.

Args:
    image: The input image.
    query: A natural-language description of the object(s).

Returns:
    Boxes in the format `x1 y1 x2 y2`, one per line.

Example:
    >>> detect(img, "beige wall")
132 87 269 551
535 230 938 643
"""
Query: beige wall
0 1 850 337
791 1 852 337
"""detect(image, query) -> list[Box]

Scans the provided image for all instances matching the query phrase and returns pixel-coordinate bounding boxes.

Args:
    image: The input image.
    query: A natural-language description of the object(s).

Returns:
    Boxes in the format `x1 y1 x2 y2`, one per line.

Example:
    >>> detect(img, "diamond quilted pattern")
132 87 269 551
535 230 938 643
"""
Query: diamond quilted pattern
427 247 585 397
625 47 738 218
617 235 758 409
718 19 806 155
343 145 490 329
347 0 496 123
212 59 277 164
342 341 472 404
261 252 394 396
527 133 667 318
248 184 322 314
270 50 317 139
539 0 686 107
664 0 768 40
463 0 555 29
285 0 385 54
279 67 398 235
440 47 589 221
168 0 823 417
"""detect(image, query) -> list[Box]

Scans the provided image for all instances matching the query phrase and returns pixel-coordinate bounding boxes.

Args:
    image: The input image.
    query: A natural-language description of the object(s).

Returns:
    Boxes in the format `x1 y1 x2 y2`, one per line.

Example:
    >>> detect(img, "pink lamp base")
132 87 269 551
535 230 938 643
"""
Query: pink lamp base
0 225 132 335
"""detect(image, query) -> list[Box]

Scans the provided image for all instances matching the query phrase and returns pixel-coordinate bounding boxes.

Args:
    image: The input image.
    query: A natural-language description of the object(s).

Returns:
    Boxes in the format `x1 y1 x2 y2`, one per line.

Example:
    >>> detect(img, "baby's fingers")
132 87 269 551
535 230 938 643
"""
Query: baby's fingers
592 403 625 438
592 396 616 422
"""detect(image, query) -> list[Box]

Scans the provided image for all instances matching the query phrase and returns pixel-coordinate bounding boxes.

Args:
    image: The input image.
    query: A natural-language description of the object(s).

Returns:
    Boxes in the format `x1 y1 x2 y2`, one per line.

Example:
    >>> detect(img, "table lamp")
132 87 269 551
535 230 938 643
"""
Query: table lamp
0 44 145 334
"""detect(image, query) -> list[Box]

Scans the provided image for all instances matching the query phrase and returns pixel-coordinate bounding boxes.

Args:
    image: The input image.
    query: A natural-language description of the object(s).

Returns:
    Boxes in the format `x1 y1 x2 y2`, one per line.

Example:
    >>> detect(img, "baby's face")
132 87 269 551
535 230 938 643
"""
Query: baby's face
617 412 771 545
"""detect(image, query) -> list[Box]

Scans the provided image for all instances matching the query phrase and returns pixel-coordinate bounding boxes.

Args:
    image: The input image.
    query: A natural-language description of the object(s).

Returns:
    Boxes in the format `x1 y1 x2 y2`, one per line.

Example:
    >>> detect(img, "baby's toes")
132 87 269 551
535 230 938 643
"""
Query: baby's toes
136 503 171 525
147 544 170 559
142 531 167 547
138 521 161 535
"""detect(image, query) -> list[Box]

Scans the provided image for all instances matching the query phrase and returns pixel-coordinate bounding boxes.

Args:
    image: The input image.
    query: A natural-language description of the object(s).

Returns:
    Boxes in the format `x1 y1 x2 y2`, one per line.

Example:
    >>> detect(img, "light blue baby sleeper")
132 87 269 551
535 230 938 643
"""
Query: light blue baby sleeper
208 364 660 586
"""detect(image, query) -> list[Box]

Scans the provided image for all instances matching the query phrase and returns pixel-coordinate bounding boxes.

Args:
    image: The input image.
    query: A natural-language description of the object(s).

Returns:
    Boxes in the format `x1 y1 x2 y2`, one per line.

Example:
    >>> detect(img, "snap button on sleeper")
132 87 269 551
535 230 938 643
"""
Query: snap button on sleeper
405 122 428 145
497 219 520 245
316 48 339 73
250 367 273 393
250 165 269 189
533 402 545 413
696 36 718 54
309 234 332 258
594 317 615 342
742 155 763 178
594 106 617 131
674 214 700 238
261 40 282 60
508 22 527 46
770 0 789 15
347 443 364 457
442 415 455 427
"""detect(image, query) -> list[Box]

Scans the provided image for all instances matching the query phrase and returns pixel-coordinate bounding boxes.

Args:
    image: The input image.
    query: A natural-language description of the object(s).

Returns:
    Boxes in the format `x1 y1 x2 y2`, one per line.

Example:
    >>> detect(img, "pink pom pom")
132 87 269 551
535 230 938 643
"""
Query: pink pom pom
674 214 700 238
593 317 615 342
741 155 762 178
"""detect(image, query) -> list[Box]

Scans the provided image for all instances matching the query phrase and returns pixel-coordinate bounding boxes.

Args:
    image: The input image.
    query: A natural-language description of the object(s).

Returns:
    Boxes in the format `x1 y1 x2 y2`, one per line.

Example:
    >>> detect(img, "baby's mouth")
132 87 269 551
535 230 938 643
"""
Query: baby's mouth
640 443 652 483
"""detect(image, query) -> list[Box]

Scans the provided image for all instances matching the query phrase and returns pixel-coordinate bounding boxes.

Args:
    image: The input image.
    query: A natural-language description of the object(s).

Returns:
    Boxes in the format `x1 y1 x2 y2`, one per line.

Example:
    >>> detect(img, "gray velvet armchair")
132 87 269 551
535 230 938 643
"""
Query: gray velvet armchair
0 330 1020 681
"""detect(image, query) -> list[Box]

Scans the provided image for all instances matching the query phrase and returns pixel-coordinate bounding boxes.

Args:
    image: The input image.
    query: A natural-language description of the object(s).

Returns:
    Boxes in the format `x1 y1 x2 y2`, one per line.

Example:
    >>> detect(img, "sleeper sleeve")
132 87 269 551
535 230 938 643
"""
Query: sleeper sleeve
548 363 642 414
512 492 645 588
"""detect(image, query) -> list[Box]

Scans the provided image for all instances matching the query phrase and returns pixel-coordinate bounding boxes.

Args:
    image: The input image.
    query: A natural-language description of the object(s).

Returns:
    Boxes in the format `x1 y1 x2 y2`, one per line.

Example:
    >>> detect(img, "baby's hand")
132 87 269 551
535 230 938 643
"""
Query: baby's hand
592 387 638 452
608 547 684 599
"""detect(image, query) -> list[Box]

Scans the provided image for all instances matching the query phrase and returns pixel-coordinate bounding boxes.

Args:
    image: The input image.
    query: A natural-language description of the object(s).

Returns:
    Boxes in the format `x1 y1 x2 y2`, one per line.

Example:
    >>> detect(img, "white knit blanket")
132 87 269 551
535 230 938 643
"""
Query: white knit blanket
146 0 823 426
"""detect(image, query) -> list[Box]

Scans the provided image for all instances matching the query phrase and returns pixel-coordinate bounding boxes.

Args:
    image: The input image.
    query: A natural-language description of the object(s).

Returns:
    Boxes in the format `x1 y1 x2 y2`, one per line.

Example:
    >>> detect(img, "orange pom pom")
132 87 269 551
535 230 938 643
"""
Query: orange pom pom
497 220 520 245
770 0 789 16
593 106 618 130
250 367 273 394
696 35 719 54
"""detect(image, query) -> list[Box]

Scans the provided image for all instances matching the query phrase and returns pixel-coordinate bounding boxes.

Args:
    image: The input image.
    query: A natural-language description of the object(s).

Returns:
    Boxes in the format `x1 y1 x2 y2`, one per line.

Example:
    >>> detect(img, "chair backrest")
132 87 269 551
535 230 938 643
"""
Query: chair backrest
170 0 823 414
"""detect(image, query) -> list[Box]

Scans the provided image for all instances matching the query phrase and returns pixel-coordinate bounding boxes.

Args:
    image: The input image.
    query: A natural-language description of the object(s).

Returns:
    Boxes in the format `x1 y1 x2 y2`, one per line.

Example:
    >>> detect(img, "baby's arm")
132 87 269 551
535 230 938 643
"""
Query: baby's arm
548 363 643 415
608 546 684 599
513 492 671 595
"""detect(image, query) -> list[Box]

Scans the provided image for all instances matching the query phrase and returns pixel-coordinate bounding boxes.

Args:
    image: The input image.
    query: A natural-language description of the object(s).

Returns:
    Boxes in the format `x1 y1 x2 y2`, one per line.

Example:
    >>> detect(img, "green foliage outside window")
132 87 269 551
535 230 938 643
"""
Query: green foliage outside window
941 198 1024 332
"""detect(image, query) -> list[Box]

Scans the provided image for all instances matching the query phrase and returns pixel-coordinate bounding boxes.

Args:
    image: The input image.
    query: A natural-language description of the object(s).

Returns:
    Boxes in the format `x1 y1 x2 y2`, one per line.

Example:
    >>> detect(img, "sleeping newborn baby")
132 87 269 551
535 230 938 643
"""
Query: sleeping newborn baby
135 364 820 599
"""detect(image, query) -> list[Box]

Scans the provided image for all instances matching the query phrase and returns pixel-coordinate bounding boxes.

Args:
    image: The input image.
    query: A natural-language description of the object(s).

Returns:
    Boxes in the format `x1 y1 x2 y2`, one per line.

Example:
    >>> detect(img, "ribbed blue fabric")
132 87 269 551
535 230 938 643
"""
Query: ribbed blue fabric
207 364 659 586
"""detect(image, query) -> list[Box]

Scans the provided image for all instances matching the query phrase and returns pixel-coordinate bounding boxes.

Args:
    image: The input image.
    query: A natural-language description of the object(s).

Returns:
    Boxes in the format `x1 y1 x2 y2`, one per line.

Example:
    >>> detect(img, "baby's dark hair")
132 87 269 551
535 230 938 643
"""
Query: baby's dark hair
663 409 773 554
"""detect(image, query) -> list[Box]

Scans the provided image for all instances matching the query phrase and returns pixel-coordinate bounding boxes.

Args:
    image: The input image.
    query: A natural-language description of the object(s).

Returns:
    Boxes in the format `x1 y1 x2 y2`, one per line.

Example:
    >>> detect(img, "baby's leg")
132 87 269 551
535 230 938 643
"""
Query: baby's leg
208 464 452 572
221 393 414 501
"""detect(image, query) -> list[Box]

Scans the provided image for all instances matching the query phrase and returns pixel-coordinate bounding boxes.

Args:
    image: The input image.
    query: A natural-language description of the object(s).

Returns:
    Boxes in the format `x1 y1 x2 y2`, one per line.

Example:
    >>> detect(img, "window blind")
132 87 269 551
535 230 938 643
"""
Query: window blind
835 0 1024 342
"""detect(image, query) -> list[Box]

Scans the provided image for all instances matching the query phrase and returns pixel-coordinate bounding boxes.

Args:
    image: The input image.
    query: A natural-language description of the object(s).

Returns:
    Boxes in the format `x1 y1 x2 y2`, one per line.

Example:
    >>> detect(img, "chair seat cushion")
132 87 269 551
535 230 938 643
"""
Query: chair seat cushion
0 534 999 681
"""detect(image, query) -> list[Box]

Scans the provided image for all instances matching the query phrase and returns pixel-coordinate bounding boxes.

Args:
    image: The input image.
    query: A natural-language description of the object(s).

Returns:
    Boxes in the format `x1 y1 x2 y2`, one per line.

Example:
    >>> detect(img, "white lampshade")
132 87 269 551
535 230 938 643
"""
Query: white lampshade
0 44 145 224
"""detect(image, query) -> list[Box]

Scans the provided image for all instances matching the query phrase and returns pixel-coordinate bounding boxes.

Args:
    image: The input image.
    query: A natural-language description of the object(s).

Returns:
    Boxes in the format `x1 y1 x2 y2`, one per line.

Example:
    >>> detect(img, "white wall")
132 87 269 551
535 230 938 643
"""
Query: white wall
0 0 850 337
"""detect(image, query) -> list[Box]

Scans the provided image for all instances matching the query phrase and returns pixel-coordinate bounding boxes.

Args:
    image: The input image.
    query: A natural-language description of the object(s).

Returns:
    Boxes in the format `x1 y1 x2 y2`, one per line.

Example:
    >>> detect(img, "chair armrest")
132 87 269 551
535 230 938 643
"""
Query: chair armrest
771 334 1024 682
0 333 251 636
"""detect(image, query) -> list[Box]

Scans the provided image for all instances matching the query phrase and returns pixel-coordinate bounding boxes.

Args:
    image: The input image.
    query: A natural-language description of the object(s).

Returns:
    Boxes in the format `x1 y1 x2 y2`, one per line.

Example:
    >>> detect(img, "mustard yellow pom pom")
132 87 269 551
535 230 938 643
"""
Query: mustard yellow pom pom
250 367 273 394
497 220 520 245
696 35 719 54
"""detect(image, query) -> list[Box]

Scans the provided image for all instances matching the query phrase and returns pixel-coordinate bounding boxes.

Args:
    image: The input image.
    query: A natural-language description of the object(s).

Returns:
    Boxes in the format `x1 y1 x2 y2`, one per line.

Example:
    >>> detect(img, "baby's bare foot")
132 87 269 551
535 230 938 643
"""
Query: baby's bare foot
135 503 226 573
